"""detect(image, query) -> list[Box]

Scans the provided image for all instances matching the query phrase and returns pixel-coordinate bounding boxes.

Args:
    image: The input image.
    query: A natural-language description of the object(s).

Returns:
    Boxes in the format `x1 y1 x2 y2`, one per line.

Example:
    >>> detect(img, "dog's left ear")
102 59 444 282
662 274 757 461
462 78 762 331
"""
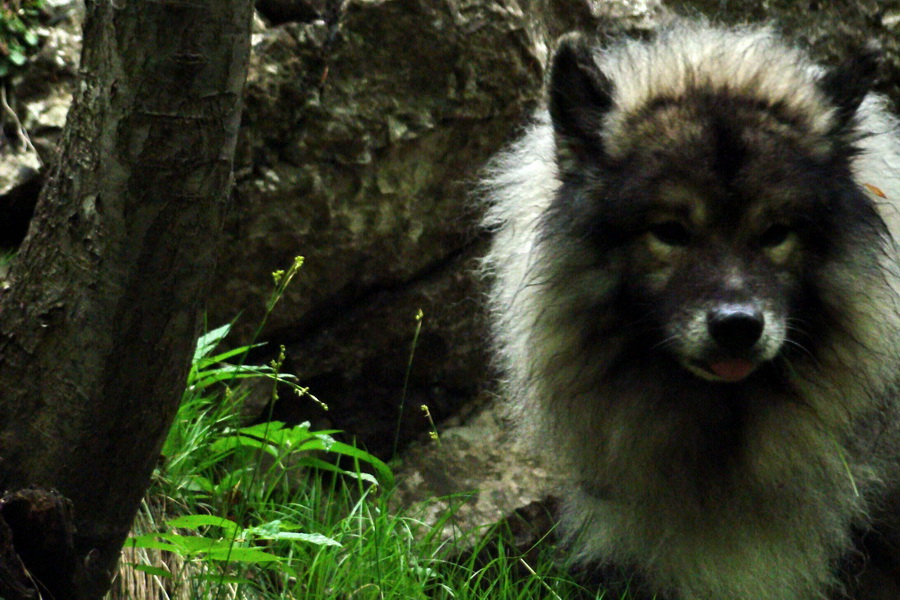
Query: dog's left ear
818 45 880 128
548 32 614 161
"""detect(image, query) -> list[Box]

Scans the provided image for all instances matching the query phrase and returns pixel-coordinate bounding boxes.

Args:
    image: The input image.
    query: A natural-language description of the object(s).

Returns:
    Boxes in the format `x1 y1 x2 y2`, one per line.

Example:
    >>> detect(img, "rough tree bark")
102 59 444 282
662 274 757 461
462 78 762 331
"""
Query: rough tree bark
0 0 253 598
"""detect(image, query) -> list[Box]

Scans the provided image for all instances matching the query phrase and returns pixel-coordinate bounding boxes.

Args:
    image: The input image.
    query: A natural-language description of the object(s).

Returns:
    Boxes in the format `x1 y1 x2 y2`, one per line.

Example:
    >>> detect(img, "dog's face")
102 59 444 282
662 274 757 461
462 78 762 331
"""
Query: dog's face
613 102 833 382
544 34 882 384
626 180 800 382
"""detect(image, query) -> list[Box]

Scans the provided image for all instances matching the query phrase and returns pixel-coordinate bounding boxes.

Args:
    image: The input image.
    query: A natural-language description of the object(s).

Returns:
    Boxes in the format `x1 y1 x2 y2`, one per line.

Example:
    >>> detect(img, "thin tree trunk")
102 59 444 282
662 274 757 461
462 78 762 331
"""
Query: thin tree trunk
0 1 253 597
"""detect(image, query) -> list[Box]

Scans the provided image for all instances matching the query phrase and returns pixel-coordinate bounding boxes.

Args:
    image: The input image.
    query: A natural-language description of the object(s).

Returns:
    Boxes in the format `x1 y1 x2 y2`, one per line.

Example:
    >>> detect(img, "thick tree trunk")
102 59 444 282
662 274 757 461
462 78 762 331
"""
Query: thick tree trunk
0 1 253 597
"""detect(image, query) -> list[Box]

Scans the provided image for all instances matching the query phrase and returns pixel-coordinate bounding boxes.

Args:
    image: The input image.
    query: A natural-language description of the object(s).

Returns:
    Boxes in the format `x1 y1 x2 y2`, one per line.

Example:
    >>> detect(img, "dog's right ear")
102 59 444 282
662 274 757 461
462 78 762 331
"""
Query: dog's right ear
548 33 614 161
818 45 880 132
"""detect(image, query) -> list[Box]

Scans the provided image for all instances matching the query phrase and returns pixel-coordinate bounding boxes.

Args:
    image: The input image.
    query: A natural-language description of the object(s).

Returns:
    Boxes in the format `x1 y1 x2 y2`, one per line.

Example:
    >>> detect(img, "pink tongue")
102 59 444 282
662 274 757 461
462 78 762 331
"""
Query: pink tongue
709 359 754 382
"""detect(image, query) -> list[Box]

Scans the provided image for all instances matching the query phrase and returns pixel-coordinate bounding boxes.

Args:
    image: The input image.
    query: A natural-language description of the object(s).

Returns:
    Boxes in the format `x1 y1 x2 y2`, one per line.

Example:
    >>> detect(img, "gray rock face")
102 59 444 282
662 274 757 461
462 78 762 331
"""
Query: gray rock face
391 404 561 541
4 0 897 470
214 0 661 452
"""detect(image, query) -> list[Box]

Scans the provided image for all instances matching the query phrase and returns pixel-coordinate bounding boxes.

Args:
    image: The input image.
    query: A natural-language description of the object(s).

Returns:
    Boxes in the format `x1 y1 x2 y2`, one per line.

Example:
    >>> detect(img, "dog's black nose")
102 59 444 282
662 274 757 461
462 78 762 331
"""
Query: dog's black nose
708 305 764 352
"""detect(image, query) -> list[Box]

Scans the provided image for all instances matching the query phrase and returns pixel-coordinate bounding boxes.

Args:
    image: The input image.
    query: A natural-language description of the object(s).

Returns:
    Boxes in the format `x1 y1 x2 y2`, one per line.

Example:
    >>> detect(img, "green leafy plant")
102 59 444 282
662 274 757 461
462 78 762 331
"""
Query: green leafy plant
125 320 394 596
0 0 44 79
114 257 602 599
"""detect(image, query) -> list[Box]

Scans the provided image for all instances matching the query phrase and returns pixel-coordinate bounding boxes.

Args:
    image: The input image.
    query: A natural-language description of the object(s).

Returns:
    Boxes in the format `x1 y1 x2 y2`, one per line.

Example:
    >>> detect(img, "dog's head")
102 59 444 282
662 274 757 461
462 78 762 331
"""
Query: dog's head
543 29 885 382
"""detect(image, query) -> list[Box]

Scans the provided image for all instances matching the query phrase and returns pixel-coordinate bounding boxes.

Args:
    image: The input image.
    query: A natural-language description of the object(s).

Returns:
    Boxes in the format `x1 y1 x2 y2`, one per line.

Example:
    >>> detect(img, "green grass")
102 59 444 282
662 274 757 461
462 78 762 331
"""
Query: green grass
109 259 604 600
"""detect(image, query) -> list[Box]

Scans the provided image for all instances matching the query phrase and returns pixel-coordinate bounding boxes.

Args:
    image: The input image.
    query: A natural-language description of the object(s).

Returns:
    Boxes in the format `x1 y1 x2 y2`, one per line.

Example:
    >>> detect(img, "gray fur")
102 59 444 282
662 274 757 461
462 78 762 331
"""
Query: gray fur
481 22 900 600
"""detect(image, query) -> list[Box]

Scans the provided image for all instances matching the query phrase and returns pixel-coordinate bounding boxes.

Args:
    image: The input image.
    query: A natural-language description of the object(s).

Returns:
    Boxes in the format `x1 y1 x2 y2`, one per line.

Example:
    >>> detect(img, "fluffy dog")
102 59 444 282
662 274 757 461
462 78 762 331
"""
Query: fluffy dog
481 22 900 600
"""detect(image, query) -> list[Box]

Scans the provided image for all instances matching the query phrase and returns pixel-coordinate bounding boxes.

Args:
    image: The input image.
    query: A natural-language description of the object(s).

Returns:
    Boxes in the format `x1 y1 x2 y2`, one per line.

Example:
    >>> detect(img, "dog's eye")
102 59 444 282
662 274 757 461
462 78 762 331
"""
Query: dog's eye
649 221 691 246
759 224 792 248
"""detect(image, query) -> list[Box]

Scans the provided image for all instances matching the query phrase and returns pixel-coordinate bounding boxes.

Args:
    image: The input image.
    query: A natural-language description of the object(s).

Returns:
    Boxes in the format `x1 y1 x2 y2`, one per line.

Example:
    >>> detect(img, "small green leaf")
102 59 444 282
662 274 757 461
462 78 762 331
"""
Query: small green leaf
232 421 289 437
166 514 240 537
130 564 173 578
198 342 269 366
301 438 394 488
209 433 277 457
247 519 285 537
9 50 26 66
181 474 214 493
157 532 234 555
263 532 342 547
296 456 379 485
206 546 281 563
246 520 342 547
192 324 231 362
